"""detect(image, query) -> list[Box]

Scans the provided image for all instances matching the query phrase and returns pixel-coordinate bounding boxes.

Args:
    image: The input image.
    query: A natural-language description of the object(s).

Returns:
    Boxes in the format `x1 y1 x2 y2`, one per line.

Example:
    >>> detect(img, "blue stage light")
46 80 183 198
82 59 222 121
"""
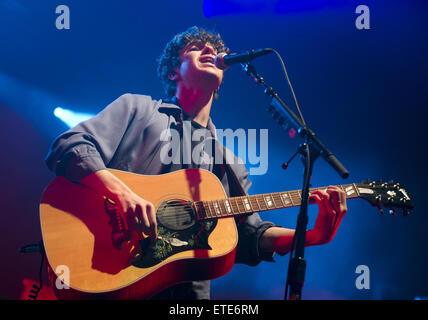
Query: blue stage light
203 0 348 18
53 107 95 128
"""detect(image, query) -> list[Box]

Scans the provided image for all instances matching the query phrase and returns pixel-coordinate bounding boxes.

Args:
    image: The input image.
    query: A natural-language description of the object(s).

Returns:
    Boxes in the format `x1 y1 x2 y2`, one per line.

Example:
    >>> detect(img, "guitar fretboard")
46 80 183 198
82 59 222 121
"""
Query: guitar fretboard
194 184 360 220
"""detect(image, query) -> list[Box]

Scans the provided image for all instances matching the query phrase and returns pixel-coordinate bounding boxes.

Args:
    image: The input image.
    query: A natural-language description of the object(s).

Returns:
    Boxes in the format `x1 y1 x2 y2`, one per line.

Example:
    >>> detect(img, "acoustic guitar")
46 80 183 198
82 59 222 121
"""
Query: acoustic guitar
39 168 413 299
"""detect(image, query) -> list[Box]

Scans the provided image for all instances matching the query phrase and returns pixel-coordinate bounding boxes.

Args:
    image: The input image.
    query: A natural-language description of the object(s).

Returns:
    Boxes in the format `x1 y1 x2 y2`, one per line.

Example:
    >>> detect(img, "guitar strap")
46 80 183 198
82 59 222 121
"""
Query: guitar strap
219 144 248 198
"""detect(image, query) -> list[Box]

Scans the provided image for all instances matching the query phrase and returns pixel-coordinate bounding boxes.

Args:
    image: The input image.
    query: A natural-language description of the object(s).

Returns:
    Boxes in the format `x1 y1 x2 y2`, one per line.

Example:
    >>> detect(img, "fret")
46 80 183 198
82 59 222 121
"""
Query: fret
250 195 262 211
208 201 217 217
263 194 275 209
254 196 264 211
343 185 354 197
280 192 293 207
230 197 239 214
242 196 252 212
216 199 225 217
256 195 267 210
195 202 206 219
218 200 225 216
289 191 299 206
204 201 213 218
278 192 286 207
196 183 365 221
234 197 244 214
353 183 361 197
343 184 359 198
271 193 282 208
221 199 231 217
223 199 232 215
213 200 221 217
261 194 269 209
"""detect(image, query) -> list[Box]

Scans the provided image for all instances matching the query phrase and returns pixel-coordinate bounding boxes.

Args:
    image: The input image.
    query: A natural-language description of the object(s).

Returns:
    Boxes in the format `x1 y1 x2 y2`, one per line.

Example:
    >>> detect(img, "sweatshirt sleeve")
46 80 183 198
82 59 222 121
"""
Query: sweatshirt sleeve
45 93 139 182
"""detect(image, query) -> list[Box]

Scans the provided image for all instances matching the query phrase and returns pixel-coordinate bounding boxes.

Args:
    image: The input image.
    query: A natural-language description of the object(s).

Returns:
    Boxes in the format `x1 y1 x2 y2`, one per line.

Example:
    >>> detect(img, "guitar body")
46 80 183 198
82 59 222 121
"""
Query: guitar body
40 168 238 299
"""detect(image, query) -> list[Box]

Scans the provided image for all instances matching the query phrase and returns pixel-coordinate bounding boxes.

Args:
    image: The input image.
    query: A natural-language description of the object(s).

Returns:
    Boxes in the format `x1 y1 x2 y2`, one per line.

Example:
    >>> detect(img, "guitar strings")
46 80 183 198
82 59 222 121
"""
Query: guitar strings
145 185 359 224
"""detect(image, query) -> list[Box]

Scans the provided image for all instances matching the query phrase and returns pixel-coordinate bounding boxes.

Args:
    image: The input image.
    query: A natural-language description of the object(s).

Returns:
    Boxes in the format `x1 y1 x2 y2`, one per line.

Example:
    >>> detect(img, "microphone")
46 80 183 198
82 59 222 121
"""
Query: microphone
214 48 273 70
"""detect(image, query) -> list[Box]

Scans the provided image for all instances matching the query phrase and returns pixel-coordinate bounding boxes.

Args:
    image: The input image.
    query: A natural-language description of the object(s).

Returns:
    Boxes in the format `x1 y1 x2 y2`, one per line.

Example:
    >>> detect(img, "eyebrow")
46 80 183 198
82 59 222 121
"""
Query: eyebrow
185 41 217 54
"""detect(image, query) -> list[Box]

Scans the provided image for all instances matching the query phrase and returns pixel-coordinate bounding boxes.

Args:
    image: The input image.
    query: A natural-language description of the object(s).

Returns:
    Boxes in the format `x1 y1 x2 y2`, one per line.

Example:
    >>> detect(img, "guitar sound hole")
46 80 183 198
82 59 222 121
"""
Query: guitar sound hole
157 199 196 231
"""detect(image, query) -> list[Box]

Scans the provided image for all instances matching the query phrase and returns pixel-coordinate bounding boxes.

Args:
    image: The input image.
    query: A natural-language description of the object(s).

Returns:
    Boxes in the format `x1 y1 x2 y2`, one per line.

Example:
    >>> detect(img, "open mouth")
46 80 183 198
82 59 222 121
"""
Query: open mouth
200 56 215 66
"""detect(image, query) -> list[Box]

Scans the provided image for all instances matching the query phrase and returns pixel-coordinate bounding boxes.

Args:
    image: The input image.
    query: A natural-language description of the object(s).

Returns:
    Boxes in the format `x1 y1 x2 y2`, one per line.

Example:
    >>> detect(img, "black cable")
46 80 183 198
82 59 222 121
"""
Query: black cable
19 240 45 300
271 49 306 127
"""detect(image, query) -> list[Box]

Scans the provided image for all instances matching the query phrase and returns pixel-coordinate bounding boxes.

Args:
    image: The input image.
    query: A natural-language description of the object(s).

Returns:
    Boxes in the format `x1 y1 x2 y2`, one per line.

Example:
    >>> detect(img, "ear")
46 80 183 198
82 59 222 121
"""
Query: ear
213 89 219 100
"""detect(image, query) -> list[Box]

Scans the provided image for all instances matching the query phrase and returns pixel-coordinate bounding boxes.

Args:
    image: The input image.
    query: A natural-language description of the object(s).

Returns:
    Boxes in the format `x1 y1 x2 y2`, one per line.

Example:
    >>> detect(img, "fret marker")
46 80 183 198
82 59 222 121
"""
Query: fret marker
345 186 355 196
281 193 291 205
243 198 251 211
224 200 232 214
265 196 273 207
213 201 221 215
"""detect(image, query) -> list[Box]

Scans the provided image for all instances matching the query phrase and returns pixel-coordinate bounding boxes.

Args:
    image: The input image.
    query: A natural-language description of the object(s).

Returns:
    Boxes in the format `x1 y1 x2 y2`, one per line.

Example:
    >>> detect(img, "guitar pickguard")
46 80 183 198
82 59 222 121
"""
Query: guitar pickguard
131 220 217 268
131 198 217 268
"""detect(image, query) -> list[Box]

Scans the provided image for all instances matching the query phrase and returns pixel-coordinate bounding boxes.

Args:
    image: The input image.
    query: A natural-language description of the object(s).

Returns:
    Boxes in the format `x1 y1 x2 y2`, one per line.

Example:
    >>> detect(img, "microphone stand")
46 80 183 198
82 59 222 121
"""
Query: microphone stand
241 63 349 300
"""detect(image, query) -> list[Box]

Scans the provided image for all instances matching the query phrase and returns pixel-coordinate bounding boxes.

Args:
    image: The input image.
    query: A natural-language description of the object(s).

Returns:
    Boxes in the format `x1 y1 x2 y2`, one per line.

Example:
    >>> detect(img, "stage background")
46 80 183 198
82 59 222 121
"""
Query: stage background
0 0 427 300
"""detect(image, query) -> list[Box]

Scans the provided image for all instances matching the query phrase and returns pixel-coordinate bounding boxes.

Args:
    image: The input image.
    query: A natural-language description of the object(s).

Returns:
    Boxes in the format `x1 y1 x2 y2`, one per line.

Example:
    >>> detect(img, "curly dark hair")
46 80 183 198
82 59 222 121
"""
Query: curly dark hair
157 26 229 98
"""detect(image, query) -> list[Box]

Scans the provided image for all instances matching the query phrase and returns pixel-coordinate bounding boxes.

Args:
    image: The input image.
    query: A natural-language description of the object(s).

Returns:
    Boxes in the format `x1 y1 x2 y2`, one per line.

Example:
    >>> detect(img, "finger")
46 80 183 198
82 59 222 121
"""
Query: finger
318 190 336 216
134 204 144 233
328 186 347 215
328 189 342 226
117 204 129 231
125 206 136 231
326 187 348 232
309 192 328 215
308 192 317 204
138 204 151 236
338 189 348 215
146 204 158 241
327 187 341 217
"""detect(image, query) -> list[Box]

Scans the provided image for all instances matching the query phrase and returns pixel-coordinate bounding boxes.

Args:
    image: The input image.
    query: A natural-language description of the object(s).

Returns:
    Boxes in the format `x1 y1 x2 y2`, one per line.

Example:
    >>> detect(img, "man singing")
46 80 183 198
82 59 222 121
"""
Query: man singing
46 26 347 299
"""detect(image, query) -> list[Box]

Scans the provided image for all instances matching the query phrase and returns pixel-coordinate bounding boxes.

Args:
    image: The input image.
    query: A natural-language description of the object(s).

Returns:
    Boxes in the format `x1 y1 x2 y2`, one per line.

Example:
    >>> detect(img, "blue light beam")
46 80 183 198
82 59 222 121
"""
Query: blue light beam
53 107 95 128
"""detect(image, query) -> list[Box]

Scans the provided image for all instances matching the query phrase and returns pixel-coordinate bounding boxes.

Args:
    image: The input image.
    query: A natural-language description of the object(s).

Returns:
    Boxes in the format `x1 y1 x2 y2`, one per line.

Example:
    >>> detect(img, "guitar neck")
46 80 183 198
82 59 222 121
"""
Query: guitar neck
195 184 361 220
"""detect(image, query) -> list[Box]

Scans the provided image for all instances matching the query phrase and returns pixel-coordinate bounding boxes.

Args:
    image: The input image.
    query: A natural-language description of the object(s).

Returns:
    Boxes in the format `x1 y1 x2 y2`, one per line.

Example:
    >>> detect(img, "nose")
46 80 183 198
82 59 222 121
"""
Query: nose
202 44 216 56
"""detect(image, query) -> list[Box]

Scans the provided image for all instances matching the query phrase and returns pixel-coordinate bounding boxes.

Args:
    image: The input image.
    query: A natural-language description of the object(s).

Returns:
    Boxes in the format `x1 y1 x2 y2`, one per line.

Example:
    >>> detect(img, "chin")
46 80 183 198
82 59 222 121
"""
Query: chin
197 71 222 90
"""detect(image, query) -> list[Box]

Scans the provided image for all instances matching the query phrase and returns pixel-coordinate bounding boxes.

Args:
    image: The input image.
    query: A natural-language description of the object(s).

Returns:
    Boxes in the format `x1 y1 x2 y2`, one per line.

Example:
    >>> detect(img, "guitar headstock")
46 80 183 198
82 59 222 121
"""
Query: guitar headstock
356 180 414 216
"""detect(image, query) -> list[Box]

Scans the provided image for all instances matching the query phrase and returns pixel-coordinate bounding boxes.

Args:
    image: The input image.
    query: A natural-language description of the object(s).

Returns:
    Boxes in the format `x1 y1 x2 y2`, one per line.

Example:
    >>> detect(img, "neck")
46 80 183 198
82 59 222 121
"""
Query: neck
175 86 213 127
195 183 361 220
